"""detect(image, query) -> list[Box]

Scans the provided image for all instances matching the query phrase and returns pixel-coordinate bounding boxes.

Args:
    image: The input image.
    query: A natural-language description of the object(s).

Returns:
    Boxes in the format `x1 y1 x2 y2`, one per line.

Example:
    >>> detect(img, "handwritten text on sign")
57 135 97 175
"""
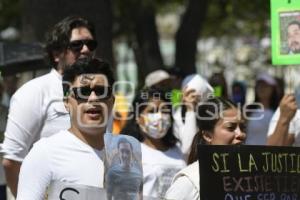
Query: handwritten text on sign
198 145 300 200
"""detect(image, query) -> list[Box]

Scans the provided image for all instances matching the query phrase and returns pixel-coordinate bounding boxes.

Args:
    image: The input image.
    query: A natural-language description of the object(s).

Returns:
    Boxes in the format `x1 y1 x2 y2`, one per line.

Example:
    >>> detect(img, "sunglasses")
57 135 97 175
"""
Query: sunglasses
68 39 98 52
71 85 112 101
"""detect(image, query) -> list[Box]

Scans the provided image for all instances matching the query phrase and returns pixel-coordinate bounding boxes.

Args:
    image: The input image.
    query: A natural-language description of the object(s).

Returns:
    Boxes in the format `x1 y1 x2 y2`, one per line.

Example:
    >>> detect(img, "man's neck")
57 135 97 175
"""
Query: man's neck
69 126 105 150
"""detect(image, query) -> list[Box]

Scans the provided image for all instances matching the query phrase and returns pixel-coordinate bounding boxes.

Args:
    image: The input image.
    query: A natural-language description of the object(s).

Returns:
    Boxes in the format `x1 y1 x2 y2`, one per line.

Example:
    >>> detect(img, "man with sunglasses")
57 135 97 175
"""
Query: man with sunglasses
2 16 98 197
16 58 115 200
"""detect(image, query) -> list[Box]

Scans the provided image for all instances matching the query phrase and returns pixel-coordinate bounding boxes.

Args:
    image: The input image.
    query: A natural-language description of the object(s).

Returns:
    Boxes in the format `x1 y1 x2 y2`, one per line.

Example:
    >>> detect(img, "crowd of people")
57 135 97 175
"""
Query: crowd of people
0 15 299 200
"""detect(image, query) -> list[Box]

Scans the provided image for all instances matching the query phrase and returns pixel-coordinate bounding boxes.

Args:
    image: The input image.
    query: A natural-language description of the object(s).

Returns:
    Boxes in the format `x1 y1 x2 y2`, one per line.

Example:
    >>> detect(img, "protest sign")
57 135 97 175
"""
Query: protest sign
198 145 300 200
271 0 300 65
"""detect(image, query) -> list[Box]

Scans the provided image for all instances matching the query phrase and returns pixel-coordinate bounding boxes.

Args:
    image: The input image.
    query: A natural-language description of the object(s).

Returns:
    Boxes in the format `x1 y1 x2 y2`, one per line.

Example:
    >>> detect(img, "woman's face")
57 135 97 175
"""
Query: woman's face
140 99 169 116
206 108 246 145
137 98 171 139
256 81 274 101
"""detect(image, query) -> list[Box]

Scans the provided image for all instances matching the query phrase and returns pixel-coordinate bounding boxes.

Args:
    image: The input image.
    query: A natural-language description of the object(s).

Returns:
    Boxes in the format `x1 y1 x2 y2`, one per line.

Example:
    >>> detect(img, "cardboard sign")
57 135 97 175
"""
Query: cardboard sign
47 181 107 200
271 0 300 65
104 134 143 200
198 145 300 200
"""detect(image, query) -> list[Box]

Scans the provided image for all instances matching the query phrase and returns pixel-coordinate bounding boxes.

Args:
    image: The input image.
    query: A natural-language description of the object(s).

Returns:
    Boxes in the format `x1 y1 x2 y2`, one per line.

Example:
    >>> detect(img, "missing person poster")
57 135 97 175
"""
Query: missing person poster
104 134 143 200
271 0 300 65
198 145 300 200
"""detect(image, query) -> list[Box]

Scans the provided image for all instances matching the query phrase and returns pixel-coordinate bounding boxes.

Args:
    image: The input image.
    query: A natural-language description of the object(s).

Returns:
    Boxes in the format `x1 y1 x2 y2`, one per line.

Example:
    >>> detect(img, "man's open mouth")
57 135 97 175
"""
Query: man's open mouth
85 107 102 119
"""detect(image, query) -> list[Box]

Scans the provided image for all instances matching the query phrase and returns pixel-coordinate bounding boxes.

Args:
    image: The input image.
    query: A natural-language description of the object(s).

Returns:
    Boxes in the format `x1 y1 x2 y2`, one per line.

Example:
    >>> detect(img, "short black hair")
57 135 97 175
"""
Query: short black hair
288 20 300 30
45 16 96 68
117 137 133 150
62 57 114 97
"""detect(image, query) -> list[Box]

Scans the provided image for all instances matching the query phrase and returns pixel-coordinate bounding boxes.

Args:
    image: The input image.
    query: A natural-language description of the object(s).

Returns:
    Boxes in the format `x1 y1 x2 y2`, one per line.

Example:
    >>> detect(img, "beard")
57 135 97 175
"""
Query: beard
58 52 94 72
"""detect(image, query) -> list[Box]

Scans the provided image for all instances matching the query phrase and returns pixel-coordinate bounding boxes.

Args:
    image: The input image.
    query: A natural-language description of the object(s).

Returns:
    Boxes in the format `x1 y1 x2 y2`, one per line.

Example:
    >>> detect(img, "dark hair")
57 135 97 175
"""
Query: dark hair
45 16 96 68
121 87 179 148
62 57 114 97
288 20 300 30
209 72 228 99
254 80 278 111
231 81 247 106
117 137 133 150
188 97 237 164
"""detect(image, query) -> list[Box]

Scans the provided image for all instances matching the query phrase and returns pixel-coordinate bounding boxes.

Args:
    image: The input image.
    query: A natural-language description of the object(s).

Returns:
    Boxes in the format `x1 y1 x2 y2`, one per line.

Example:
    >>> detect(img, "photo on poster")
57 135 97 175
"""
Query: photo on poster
271 0 300 65
279 11 300 55
104 134 143 200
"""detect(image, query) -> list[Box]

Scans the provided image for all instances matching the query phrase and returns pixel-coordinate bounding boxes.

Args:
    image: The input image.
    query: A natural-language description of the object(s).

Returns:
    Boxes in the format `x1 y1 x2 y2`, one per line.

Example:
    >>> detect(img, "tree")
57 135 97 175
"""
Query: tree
1 0 270 79
133 2 164 84
0 0 21 31
113 0 270 81
113 0 210 79
175 0 209 75
113 0 164 85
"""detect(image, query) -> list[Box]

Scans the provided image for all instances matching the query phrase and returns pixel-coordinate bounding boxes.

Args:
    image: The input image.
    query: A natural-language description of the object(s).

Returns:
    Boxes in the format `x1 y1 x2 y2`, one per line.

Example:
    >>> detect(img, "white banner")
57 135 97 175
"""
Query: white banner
47 181 107 200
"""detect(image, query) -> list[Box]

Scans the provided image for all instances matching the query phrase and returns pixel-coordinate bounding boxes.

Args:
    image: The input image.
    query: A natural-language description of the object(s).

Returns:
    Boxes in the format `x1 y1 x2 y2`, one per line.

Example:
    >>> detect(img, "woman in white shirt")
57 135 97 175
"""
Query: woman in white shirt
165 97 246 200
246 73 278 145
122 88 186 199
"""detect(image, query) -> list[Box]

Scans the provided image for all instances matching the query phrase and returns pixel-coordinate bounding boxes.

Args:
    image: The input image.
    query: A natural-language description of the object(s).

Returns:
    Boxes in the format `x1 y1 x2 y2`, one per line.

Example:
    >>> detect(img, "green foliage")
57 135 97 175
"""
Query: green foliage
0 0 271 38
112 0 137 37
113 0 270 38
0 0 21 30
154 0 184 13
202 0 270 37
112 0 184 38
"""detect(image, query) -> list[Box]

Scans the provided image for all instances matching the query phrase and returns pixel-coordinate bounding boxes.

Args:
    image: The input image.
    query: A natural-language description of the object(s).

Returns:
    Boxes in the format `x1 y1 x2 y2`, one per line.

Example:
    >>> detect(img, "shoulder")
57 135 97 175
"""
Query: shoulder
12 70 57 98
21 70 55 88
43 130 71 144
173 161 199 190
33 131 68 149
24 137 52 163
165 162 200 200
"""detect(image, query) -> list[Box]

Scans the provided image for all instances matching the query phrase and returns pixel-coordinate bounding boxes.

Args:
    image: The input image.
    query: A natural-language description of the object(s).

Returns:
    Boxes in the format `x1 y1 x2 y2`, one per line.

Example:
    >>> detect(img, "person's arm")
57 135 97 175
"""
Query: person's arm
16 140 51 200
2 159 20 197
174 88 198 157
2 83 44 197
179 111 197 157
267 94 297 146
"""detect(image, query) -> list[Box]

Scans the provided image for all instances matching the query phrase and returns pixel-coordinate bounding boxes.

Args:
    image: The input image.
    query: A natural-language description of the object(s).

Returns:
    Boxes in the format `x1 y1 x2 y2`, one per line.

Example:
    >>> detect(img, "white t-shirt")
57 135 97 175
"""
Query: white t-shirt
0 105 8 185
141 143 186 199
267 108 300 146
165 161 199 200
246 109 274 145
17 130 105 200
2 69 70 162
173 107 197 158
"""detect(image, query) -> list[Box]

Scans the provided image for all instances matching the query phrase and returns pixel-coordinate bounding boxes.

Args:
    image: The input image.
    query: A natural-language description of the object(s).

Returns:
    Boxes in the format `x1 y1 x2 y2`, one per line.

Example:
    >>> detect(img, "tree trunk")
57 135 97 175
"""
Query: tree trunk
175 0 208 75
22 0 113 66
133 5 164 87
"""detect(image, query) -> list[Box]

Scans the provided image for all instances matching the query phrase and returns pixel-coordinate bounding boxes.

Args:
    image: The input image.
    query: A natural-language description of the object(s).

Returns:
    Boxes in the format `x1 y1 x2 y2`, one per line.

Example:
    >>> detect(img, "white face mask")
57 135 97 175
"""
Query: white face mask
139 112 171 139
